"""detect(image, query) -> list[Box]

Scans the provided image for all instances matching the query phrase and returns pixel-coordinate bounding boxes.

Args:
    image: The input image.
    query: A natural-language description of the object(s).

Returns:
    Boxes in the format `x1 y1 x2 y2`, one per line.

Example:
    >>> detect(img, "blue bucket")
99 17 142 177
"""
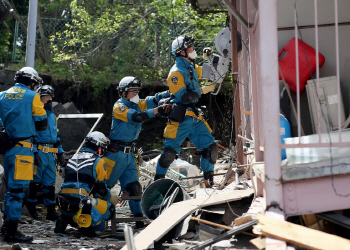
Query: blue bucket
280 114 291 160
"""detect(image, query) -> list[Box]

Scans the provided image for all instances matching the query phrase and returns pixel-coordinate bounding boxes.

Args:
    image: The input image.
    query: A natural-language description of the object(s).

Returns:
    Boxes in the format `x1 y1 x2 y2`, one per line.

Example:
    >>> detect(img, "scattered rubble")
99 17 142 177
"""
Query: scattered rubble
1 145 261 250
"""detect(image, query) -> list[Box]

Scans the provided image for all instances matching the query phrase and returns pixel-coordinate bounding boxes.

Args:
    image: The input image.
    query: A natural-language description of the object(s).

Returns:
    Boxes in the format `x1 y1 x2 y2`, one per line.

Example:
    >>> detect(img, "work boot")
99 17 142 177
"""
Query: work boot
154 174 165 181
203 171 214 188
134 213 144 229
54 215 69 234
0 214 6 235
0 222 6 235
46 204 60 221
26 201 42 220
4 220 33 243
79 227 96 237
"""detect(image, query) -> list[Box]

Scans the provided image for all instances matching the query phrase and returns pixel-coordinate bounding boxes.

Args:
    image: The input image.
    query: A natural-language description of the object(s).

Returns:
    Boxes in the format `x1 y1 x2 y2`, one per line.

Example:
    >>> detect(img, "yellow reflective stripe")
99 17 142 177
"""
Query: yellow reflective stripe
163 121 180 139
138 100 148 111
185 110 212 133
32 93 46 116
61 188 89 196
15 141 32 149
95 198 108 214
102 157 116 179
167 72 185 95
95 159 107 181
195 65 202 79
113 103 129 122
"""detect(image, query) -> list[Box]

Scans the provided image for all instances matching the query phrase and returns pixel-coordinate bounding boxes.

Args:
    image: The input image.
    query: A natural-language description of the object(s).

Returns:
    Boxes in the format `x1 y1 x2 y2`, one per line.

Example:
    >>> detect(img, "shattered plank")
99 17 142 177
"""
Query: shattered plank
121 189 254 250
257 214 350 250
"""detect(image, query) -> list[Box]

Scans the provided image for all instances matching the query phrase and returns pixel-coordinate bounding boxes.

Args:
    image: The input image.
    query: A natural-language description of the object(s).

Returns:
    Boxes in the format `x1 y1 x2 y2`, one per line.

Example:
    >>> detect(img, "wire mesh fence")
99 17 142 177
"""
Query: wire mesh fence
12 16 224 67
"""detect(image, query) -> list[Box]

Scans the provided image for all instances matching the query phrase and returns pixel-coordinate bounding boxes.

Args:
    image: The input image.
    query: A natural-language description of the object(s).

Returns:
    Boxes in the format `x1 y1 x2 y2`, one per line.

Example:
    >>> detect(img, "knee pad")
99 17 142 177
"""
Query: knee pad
28 182 41 200
107 205 116 220
125 182 142 197
43 185 56 201
202 143 218 164
159 148 177 168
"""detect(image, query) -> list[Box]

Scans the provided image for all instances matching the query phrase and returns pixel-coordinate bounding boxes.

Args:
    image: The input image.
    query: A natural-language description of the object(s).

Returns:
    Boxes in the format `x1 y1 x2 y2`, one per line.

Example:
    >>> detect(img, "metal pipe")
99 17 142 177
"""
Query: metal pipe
221 0 249 31
124 225 136 250
25 0 38 67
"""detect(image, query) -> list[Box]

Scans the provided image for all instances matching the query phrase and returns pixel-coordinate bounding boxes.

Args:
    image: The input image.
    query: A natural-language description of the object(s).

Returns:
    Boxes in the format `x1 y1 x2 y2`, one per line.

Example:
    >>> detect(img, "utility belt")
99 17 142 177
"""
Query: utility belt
0 134 33 154
61 188 89 196
185 110 205 121
56 191 92 214
168 103 203 123
15 141 33 150
38 143 58 153
108 140 138 154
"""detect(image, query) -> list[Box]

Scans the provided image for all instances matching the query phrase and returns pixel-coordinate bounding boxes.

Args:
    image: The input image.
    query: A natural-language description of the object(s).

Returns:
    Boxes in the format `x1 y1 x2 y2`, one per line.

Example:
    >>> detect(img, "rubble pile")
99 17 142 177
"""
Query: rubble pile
1 144 260 249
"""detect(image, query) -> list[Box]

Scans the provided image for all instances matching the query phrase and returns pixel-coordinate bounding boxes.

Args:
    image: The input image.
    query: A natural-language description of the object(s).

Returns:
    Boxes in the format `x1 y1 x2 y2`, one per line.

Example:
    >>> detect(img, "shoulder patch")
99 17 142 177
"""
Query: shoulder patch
103 162 107 171
171 76 178 84
119 104 126 112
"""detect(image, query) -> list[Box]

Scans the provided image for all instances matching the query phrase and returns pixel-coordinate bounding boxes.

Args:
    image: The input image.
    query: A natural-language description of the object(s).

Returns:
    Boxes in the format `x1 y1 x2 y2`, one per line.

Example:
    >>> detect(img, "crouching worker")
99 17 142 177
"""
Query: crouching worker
54 131 116 236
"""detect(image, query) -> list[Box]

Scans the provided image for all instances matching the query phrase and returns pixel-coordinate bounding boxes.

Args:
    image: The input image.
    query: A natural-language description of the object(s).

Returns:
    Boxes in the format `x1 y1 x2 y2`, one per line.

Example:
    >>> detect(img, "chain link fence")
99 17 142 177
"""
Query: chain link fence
12 16 224 68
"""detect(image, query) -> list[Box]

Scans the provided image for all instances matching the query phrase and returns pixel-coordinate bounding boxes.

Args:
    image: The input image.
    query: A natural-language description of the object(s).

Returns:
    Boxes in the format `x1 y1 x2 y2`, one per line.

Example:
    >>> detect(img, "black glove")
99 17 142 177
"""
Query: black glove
34 152 42 166
158 104 172 117
57 153 66 166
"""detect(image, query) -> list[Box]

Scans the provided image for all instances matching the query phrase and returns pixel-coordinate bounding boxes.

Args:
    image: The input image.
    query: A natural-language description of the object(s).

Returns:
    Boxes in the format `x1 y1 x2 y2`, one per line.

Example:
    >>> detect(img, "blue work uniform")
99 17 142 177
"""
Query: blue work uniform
0 83 47 221
103 91 169 215
27 109 64 206
155 57 216 175
58 148 113 232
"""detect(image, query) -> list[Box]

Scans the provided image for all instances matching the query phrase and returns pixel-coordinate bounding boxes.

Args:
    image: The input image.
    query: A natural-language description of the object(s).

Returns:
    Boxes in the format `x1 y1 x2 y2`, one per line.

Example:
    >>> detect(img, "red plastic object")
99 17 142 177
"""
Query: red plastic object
278 37 325 93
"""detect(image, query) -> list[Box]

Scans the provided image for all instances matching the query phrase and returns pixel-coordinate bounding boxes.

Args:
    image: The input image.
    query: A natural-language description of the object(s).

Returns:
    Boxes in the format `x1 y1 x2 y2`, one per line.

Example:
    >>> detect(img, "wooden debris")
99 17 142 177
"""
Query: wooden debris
190 217 234 231
121 189 254 250
250 236 266 250
257 214 350 250
235 214 254 226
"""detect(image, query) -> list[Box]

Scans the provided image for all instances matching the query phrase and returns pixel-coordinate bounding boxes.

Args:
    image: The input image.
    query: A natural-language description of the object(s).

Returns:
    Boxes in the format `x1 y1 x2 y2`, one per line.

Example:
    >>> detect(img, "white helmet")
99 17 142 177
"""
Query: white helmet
117 76 142 93
85 131 110 149
171 35 195 56
14 66 43 86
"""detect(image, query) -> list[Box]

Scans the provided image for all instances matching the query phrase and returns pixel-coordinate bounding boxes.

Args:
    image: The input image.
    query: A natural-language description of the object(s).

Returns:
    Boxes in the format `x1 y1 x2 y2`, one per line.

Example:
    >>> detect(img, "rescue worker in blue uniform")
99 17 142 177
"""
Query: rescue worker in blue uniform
26 85 65 221
0 66 48 242
154 35 218 187
103 76 170 228
54 131 116 236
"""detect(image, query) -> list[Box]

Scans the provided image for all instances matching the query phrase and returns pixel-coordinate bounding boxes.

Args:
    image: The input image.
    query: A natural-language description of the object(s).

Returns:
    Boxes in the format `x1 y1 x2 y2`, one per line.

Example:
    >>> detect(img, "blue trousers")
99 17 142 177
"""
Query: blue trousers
103 151 141 215
4 146 34 221
27 150 57 206
156 115 216 175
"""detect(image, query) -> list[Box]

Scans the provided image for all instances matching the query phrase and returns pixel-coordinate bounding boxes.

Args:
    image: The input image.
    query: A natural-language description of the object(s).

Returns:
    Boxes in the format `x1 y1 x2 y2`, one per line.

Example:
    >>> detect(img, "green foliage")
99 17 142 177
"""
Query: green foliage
3 0 228 97
49 0 227 95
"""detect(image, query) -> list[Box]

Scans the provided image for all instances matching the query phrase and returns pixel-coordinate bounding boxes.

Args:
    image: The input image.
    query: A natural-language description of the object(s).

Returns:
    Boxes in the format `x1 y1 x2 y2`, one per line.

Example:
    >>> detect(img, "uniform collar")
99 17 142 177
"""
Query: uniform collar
120 97 138 107
81 147 95 154
176 56 194 68
15 83 30 89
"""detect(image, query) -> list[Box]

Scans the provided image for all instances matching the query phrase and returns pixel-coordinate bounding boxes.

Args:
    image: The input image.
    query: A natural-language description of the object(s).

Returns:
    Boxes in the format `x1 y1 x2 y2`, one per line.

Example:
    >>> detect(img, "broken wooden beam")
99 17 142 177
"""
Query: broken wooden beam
256 214 350 250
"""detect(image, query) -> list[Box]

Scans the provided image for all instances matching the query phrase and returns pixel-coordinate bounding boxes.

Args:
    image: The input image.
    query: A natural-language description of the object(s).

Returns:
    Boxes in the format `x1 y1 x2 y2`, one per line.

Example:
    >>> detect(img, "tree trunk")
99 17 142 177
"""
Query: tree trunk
11 10 47 64
37 7 50 61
